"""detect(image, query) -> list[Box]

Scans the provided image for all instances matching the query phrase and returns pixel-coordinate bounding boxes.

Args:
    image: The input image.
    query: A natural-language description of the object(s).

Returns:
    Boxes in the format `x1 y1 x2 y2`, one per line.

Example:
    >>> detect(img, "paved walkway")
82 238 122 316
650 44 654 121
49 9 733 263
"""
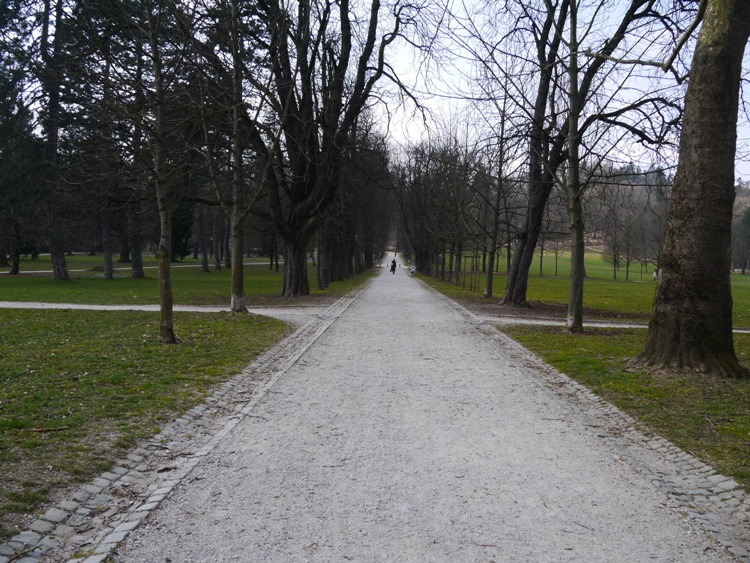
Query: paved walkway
2 260 750 562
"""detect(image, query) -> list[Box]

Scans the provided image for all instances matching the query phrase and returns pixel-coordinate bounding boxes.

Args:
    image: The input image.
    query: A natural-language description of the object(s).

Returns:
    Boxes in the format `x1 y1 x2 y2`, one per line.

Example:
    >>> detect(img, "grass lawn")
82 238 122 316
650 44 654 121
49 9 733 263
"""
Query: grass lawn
0 255 368 305
0 258 374 540
422 249 750 327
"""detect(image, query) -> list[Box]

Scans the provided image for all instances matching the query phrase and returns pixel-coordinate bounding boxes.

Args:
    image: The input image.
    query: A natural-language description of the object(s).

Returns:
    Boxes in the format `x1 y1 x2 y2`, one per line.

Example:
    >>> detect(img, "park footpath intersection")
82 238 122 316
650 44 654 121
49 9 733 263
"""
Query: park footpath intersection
1 261 750 562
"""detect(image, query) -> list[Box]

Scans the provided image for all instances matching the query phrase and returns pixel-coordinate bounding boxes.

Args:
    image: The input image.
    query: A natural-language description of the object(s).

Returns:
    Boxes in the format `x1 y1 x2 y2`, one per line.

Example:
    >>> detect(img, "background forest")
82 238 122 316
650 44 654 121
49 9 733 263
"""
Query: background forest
1 1 749 355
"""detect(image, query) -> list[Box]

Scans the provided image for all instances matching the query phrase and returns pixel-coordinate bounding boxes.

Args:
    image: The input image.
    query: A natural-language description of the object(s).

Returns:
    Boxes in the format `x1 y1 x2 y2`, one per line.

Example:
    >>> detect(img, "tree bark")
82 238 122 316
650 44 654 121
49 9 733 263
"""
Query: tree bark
41 0 69 281
128 200 145 278
636 0 750 377
148 2 176 344
101 187 114 280
9 215 21 275
282 237 310 297
230 217 247 311
198 204 209 273
566 0 584 333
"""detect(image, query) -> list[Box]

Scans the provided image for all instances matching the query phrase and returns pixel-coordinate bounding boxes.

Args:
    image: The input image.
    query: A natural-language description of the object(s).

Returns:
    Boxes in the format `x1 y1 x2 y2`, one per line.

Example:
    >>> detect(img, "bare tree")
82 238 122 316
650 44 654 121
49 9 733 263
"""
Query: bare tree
242 0 418 297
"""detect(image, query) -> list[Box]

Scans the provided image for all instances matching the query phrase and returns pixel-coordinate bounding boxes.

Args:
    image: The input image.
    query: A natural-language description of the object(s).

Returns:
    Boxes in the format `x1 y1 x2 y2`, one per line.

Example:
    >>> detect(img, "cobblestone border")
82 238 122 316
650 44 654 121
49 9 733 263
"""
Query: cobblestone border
0 290 364 563
433 288 750 561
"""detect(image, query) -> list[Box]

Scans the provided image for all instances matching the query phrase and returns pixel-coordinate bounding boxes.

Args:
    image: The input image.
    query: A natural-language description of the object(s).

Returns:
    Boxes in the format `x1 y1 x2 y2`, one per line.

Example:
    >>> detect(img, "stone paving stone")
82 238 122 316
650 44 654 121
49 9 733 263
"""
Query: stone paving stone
718 479 740 491
86 494 112 509
67 515 90 528
113 521 140 533
38 536 59 549
130 510 151 521
58 500 79 513
41 507 69 523
11 530 41 545
82 484 102 495
71 491 91 503
136 501 159 512
29 520 54 534
53 525 76 539
101 531 128 545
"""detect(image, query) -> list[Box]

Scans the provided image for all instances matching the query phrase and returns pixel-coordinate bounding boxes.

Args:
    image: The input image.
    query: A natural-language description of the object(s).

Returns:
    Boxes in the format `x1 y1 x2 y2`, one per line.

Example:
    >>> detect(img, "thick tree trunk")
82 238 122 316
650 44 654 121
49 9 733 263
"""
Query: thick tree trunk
636 0 750 377
282 237 310 297
501 189 550 307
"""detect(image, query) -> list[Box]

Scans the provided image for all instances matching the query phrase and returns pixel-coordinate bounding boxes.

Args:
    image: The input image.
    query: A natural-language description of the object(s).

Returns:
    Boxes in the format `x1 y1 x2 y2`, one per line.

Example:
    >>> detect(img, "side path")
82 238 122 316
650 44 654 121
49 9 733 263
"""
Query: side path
112 259 742 562
0 261 745 561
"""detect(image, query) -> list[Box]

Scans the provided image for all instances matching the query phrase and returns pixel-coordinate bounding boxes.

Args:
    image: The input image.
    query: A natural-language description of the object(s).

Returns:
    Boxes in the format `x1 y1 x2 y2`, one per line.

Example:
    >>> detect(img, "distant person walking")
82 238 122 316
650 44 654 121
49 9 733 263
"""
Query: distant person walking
390 259 397 274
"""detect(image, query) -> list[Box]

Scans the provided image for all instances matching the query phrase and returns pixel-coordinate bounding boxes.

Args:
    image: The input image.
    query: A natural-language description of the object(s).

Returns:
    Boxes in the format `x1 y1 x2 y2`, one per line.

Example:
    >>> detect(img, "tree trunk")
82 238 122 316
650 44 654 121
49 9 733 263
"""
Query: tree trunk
128 201 144 278
41 0 69 282
213 208 222 271
636 0 750 377
484 237 498 298
566 0 584 333
230 217 247 311
282 237 310 297
454 244 462 285
9 215 21 275
199 204 209 273
101 187 114 280
224 217 231 270
148 4 176 344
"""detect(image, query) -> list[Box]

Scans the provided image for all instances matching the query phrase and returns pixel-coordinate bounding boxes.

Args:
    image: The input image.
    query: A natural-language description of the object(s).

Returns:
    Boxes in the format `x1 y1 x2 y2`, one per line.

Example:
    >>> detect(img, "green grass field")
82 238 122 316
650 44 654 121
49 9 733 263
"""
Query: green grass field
421 249 750 326
0 254 363 305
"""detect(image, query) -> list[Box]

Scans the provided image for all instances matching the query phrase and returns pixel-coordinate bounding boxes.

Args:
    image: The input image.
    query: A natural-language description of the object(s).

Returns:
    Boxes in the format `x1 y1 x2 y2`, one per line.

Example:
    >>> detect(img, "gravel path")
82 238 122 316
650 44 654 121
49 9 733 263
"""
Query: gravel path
107 260 736 562
5 261 749 562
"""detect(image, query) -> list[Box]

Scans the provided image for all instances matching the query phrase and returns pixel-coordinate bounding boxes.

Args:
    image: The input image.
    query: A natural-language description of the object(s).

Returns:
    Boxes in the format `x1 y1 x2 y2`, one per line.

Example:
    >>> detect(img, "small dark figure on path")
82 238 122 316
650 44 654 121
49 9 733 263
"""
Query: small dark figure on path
390 259 397 274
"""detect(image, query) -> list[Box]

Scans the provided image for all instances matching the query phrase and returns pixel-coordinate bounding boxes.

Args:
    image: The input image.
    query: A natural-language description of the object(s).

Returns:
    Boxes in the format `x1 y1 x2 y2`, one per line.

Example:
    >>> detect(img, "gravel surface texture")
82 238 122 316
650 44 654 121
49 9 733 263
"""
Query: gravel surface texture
108 260 735 562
